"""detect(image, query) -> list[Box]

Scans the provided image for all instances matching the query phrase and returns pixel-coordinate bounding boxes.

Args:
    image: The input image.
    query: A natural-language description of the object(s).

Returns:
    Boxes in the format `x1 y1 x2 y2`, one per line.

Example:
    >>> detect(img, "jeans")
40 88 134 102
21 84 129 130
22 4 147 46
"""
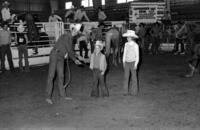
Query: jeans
123 62 139 95
151 36 160 54
0 44 14 71
46 49 66 99
91 68 109 97
18 45 29 71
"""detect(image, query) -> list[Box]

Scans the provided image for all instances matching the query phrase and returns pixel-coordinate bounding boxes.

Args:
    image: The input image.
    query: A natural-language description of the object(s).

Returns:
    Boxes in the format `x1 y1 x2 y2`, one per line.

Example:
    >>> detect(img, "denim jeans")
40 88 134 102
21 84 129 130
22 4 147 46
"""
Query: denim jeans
123 62 139 95
18 45 29 71
91 68 109 97
0 44 14 71
46 49 66 99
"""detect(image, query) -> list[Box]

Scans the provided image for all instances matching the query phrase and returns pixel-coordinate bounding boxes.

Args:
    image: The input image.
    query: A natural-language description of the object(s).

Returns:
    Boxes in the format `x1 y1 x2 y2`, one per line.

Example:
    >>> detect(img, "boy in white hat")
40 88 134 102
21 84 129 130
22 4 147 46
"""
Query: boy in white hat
16 19 29 72
89 41 109 97
122 30 139 96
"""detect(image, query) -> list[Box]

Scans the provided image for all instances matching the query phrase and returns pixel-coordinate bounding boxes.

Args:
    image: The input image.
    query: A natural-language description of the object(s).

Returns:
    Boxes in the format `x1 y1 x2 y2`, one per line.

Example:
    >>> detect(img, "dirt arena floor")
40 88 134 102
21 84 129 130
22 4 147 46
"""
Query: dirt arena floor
1 53 200 130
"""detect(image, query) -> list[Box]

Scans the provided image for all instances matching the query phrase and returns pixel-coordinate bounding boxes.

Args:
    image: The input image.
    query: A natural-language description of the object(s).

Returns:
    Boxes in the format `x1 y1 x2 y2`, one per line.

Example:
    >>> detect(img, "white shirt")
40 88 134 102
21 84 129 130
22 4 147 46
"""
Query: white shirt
1 8 11 21
123 41 139 65
49 15 62 22
74 9 89 22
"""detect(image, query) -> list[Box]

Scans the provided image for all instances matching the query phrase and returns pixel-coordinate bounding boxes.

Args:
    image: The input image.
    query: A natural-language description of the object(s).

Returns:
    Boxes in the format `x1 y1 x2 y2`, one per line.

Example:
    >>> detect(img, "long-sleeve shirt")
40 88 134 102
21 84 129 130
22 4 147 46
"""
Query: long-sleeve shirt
74 9 90 22
49 15 62 22
123 41 139 66
53 32 76 61
0 29 11 46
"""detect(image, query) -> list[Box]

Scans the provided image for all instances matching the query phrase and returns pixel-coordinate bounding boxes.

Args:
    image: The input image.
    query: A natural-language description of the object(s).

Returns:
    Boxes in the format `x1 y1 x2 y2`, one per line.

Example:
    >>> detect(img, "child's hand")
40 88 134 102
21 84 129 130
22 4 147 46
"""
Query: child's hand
134 64 137 70
101 72 104 75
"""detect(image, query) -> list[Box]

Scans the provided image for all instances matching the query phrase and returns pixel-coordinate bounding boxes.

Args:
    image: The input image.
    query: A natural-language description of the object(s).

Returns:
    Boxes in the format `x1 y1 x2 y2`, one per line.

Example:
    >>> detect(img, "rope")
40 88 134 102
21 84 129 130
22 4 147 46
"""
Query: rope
64 56 71 89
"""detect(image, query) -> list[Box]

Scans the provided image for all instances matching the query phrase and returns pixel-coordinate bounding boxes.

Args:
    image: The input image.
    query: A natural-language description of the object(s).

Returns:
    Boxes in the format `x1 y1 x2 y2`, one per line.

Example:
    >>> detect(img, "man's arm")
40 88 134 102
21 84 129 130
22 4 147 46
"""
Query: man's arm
83 11 90 22
56 15 62 21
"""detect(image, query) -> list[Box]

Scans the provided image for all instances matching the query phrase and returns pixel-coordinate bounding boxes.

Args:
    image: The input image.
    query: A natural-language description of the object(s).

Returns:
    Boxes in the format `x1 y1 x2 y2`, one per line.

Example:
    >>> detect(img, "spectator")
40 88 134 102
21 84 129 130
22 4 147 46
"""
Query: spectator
173 21 185 55
76 25 89 58
48 11 62 22
122 30 139 96
89 40 108 97
138 23 146 49
1 1 11 22
74 6 90 22
15 19 29 72
97 7 107 24
150 22 161 55
0 22 14 72
65 5 76 23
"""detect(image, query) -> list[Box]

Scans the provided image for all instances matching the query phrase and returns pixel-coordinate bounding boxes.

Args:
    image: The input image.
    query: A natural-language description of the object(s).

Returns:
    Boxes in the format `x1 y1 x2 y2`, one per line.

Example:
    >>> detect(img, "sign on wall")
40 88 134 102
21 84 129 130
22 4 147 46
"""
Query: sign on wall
129 2 165 24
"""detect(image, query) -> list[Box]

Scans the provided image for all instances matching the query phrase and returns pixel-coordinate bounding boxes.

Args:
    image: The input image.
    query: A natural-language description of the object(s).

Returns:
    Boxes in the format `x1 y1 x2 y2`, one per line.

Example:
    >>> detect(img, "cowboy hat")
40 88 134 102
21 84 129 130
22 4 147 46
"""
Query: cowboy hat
17 24 25 33
95 40 104 50
122 30 138 38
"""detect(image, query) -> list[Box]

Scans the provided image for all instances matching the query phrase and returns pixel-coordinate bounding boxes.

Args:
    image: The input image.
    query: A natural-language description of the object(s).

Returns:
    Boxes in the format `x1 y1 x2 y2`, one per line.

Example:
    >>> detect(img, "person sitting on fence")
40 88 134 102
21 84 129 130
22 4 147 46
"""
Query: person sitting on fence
97 7 107 25
15 19 29 72
1 1 11 22
65 5 76 23
76 25 89 59
74 6 90 22
48 11 62 22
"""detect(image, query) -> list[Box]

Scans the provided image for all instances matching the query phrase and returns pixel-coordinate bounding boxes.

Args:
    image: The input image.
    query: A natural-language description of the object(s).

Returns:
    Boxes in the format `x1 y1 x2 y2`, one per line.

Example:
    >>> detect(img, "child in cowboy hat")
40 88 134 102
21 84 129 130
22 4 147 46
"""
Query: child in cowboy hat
122 30 139 96
89 40 109 97
16 19 30 72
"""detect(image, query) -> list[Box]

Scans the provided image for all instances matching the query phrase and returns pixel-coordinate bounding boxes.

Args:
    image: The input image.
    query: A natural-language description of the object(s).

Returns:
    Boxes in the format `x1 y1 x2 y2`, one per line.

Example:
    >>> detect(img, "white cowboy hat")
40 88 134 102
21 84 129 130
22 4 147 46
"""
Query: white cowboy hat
122 30 138 38
95 40 104 50
17 24 25 33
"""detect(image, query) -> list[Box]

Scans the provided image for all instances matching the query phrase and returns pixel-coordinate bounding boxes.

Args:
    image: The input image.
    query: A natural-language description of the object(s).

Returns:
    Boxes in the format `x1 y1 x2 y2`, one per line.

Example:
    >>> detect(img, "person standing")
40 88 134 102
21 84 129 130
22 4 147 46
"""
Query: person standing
138 23 146 49
45 31 81 104
150 22 161 55
89 41 109 97
16 19 29 72
76 25 89 58
173 21 185 55
0 22 14 72
122 30 139 96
